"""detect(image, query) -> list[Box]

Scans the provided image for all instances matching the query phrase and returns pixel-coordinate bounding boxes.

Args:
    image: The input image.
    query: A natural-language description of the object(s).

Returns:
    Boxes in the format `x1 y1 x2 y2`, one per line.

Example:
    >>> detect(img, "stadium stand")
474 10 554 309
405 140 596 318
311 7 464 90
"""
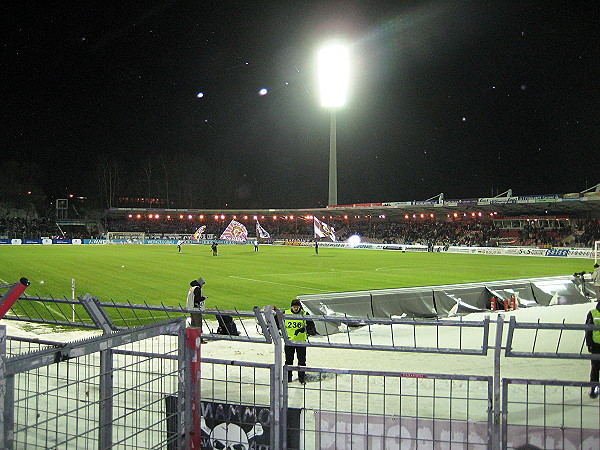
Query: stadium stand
2 187 599 246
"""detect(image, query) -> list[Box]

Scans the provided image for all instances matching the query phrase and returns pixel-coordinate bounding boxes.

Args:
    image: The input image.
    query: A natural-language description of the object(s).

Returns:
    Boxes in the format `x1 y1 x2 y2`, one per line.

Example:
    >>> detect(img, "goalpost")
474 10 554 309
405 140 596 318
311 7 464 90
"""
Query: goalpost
106 231 145 244
595 241 600 264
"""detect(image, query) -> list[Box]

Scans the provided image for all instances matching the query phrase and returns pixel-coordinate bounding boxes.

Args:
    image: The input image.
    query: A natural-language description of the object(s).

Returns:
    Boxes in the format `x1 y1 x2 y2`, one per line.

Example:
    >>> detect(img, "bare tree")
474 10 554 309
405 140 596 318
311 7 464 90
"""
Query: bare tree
159 154 170 206
97 153 123 209
142 157 153 200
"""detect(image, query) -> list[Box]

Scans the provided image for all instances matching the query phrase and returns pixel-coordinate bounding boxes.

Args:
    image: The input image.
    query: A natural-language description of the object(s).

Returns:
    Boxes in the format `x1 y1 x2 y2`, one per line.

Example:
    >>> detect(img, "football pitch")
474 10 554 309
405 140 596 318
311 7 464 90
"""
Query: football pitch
0 244 592 312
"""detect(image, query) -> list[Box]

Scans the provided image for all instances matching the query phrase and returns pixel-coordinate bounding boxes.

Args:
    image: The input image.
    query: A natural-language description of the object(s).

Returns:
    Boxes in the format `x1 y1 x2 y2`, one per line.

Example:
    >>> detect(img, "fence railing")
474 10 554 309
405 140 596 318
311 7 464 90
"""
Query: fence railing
1 294 600 448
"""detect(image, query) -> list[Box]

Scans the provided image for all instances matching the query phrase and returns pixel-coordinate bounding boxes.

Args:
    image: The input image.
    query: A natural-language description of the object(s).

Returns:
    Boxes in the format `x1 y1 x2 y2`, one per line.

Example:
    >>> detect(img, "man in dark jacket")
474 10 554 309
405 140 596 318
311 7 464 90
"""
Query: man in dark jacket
216 314 239 336
585 300 600 398
187 277 206 327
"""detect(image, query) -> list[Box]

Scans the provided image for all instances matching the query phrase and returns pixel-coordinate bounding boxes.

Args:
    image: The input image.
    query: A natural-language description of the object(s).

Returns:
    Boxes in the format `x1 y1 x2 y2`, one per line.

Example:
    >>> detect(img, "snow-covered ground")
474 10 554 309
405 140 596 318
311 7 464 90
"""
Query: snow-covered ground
4 301 595 380
3 301 599 449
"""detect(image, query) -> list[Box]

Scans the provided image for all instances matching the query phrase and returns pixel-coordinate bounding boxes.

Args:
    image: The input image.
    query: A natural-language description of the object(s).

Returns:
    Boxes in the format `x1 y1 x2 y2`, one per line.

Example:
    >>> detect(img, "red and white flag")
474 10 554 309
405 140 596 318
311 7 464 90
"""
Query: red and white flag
220 220 248 242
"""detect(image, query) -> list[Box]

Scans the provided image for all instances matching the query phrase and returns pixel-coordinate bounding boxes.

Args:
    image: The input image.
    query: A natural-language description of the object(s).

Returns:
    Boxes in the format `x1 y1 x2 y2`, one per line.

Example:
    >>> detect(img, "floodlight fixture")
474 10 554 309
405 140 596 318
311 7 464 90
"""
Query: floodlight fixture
318 41 350 206
318 43 350 107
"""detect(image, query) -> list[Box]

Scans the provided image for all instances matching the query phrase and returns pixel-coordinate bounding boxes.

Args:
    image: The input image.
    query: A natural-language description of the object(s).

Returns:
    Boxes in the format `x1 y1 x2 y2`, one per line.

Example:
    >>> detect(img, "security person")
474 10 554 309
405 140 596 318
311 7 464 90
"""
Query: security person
284 299 316 384
592 263 600 301
585 300 600 398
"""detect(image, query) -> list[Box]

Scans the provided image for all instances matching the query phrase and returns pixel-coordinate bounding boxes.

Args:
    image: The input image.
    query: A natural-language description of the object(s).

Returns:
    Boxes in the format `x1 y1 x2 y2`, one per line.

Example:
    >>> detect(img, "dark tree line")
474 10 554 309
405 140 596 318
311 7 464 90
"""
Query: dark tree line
96 151 246 210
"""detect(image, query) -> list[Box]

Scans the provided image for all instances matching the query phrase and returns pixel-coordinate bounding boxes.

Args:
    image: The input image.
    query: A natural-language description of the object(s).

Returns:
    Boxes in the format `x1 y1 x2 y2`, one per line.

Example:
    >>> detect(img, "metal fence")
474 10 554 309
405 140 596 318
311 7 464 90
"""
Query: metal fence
1 319 184 449
1 294 600 449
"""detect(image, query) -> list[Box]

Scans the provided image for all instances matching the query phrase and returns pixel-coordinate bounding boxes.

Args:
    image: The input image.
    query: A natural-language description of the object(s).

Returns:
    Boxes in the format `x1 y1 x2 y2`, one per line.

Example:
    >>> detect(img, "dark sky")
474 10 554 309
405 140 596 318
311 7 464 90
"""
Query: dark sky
3 1 599 209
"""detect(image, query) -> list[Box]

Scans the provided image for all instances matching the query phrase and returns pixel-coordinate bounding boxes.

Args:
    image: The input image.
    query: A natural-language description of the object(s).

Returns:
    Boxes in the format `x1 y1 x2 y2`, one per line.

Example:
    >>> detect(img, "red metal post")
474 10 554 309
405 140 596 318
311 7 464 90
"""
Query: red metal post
185 327 202 449
0 278 30 319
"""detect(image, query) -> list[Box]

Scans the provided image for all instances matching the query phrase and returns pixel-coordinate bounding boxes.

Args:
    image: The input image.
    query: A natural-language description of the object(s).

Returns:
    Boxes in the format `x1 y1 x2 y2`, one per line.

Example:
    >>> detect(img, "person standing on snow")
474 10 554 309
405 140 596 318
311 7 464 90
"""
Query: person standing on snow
585 299 600 398
187 277 206 328
283 299 317 384
591 263 600 301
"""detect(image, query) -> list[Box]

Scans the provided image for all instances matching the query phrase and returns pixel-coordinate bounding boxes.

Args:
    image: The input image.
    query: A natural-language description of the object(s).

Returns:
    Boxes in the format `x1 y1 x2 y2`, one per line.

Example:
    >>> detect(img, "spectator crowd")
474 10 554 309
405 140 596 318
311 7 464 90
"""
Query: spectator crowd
1 214 598 248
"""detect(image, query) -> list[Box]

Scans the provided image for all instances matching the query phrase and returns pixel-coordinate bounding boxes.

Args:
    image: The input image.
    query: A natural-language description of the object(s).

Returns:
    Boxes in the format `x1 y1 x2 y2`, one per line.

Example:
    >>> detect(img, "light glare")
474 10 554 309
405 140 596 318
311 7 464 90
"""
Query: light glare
318 43 349 107
347 234 361 247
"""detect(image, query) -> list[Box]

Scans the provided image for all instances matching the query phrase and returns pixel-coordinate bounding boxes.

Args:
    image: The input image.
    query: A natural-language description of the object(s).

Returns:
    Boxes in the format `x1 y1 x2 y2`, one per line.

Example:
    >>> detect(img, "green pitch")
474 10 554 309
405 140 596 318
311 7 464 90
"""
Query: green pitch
0 244 592 313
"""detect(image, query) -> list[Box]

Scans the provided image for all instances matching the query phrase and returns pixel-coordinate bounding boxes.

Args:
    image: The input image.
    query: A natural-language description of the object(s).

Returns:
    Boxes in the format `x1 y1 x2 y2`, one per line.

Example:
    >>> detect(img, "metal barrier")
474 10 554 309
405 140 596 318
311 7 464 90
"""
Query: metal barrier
1 294 600 449
502 378 600 449
283 367 492 449
1 319 185 449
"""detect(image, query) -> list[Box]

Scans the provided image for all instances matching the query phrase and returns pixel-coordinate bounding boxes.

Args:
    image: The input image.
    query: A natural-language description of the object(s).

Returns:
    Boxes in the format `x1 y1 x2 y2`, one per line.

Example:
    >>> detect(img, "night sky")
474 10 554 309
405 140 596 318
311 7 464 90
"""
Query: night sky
3 1 599 209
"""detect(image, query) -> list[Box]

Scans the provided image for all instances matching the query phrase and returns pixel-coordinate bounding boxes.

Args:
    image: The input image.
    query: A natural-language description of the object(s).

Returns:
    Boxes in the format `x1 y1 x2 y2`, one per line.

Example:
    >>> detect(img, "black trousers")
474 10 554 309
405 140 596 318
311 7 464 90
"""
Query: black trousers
591 356 600 382
190 313 202 328
285 345 306 382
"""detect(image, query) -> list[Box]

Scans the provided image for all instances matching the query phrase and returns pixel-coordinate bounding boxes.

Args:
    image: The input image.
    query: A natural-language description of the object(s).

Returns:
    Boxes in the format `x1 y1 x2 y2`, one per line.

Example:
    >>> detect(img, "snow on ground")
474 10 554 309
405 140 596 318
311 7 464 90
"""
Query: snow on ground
190 302 595 383
3 301 596 382
3 301 598 448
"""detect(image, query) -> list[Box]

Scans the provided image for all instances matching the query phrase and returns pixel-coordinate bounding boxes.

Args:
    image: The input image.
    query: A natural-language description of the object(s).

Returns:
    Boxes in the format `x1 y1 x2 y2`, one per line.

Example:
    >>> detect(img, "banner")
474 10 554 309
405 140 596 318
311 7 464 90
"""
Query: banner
193 225 206 241
256 222 271 239
199 401 301 449
220 220 248 243
314 217 336 241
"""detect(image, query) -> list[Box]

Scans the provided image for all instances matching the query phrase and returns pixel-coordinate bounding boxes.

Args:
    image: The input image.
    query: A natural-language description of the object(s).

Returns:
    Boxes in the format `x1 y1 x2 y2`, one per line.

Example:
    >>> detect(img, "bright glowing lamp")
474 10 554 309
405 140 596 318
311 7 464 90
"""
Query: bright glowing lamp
318 44 349 107
347 234 362 247
318 42 349 207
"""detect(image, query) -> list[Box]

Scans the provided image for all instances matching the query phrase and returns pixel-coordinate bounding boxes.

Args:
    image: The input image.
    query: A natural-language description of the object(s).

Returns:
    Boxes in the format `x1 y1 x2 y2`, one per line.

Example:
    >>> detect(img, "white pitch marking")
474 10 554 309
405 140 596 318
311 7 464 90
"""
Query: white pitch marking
228 276 325 292
260 268 382 277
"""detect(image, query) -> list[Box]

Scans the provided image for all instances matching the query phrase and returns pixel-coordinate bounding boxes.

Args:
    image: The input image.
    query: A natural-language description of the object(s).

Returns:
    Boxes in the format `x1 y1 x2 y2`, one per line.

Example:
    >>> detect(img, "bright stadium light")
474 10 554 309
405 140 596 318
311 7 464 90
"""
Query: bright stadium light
318 41 349 206
347 234 362 247
318 43 349 108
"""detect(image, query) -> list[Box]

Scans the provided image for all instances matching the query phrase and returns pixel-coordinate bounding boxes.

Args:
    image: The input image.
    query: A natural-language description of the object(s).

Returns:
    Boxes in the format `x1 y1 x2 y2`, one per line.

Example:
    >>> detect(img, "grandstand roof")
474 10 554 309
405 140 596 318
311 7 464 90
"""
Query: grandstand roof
105 192 600 221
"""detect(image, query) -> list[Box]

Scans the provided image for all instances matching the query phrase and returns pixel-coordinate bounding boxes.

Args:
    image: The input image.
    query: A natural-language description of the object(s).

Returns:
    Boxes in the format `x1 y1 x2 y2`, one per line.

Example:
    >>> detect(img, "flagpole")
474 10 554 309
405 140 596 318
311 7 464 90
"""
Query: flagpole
71 278 75 322
328 108 337 206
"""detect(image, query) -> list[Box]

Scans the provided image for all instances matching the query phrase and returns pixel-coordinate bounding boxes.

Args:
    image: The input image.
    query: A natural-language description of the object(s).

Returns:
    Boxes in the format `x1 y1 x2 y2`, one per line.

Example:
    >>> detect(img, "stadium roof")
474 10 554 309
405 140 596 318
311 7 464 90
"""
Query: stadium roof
105 189 600 221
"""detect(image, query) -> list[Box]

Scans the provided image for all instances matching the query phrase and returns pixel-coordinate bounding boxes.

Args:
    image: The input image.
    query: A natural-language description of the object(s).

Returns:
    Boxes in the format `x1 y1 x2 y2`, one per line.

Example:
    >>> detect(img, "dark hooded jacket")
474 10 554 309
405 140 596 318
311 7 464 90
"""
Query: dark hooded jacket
187 278 206 309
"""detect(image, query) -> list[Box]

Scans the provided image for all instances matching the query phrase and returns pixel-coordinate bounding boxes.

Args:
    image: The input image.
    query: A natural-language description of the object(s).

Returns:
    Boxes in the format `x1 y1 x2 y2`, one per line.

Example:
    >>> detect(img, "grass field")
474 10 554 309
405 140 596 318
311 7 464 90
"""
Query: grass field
0 244 594 312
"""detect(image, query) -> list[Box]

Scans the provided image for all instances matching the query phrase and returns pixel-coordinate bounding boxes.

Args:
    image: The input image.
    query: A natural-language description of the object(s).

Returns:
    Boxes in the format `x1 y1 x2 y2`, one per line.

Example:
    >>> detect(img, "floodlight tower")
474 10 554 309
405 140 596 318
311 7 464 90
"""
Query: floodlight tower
318 42 349 207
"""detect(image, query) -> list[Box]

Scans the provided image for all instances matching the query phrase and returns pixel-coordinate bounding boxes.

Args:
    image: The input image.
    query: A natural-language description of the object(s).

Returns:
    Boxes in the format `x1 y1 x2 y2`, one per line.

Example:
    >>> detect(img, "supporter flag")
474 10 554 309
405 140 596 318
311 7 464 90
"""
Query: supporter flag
220 220 248 243
256 222 271 239
192 225 206 241
314 217 336 241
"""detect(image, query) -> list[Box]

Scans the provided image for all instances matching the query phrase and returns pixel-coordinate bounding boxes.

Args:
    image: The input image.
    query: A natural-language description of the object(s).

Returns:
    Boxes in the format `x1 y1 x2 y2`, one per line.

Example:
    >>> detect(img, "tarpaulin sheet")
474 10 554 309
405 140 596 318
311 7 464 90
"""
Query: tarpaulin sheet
371 290 437 318
434 289 488 316
531 278 588 306
434 286 489 314
297 276 591 324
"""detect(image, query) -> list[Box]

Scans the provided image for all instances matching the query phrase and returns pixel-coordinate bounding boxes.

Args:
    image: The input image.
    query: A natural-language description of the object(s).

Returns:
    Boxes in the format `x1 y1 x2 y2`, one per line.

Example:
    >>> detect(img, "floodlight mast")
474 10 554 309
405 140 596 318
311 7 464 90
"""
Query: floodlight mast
319 43 349 207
